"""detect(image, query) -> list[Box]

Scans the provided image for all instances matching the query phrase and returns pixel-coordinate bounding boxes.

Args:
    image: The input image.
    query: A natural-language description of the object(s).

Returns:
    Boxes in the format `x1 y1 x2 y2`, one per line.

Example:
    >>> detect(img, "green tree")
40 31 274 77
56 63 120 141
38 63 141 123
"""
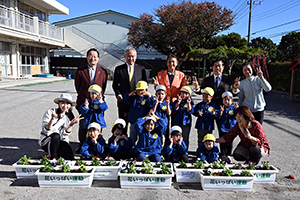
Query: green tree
127 0 234 59
278 31 300 61
188 46 262 75
221 33 247 49
250 37 278 61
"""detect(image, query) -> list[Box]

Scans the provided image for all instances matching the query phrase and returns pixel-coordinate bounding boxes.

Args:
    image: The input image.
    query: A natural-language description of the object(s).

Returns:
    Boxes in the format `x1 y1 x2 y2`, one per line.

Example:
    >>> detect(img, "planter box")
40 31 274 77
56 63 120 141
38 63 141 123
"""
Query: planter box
173 163 203 183
200 173 255 191
118 162 174 189
12 159 44 179
252 166 279 184
35 167 95 188
228 165 279 184
12 158 70 179
83 160 121 180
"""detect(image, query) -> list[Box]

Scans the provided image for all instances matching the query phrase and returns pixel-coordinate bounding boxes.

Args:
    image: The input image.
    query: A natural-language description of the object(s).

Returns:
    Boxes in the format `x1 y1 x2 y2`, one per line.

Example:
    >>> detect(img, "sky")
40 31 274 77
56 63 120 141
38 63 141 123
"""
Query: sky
50 0 300 44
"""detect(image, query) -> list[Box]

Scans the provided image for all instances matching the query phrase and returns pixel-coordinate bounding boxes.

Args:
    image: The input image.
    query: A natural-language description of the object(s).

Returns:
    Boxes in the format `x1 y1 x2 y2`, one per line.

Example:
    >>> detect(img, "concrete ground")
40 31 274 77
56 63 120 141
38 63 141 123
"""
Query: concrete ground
0 77 299 200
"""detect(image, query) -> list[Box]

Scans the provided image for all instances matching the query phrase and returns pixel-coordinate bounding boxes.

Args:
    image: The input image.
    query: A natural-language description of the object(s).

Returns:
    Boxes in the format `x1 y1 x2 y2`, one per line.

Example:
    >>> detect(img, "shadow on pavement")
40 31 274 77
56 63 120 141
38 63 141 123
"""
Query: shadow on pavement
0 138 79 166
265 91 300 123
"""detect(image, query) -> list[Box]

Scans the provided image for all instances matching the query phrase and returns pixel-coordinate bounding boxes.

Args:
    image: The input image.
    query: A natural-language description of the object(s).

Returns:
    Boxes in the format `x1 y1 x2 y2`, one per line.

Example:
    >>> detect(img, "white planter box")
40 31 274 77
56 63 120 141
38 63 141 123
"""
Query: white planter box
200 173 255 191
12 159 44 179
84 161 121 180
173 163 203 182
35 167 95 188
118 162 174 189
252 166 279 184
228 164 279 184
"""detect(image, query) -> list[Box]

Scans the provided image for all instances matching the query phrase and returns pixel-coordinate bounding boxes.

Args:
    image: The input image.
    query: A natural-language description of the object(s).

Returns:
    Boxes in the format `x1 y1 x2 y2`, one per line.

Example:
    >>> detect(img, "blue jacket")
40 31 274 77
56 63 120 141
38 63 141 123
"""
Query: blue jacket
171 99 194 127
79 99 108 129
193 101 219 131
134 117 167 156
196 143 219 163
218 104 237 132
108 135 134 157
122 93 155 124
163 141 188 160
80 135 106 159
155 100 171 121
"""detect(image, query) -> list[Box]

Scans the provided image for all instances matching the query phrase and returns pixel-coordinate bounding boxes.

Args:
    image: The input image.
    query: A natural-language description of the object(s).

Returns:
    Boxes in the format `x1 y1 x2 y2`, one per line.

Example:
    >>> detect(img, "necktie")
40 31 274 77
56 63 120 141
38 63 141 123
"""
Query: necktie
215 76 220 89
129 65 134 91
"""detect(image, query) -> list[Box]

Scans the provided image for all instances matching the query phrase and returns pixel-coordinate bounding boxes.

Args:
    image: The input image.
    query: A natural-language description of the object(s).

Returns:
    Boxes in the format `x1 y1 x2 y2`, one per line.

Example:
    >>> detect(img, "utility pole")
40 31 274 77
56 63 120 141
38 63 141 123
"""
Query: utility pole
247 1 261 46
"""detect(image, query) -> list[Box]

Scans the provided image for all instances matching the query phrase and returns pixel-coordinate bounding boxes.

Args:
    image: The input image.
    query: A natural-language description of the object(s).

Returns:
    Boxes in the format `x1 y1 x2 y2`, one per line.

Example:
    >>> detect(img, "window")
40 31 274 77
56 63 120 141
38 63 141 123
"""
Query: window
18 2 46 21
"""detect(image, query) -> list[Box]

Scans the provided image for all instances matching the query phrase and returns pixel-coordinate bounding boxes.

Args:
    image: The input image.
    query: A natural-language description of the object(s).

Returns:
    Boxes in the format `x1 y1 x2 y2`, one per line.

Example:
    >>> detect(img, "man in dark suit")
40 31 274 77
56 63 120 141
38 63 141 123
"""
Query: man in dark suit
198 61 237 107
74 48 107 150
112 47 147 128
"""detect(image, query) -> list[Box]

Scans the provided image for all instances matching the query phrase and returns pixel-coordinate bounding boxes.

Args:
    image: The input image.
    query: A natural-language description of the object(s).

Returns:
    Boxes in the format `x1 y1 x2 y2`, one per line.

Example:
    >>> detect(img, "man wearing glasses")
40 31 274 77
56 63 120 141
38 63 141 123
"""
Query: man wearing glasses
74 48 108 151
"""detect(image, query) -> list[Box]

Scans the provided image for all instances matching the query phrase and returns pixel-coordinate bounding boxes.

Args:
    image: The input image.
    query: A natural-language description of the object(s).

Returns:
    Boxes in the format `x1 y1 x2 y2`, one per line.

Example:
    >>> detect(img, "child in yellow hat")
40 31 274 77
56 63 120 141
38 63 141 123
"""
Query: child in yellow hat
196 134 219 163
193 87 219 147
78 84 108 148
122 81 155 144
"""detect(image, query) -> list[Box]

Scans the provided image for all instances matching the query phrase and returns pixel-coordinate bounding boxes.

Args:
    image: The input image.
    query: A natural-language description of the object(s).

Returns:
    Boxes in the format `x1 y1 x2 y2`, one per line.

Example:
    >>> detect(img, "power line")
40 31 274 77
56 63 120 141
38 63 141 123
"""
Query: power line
265 28 300 38
232 0 242 10
253 0 300 21
253 18 300 35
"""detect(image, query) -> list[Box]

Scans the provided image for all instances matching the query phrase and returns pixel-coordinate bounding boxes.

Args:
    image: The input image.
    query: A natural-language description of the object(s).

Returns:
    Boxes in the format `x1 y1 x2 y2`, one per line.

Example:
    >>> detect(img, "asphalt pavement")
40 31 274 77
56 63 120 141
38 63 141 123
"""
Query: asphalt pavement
0 77 299 200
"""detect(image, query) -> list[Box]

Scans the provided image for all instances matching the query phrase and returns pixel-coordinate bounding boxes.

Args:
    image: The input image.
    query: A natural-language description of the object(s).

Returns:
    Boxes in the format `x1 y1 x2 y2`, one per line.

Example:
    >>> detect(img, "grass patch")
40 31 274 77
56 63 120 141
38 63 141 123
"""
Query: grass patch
17 82 53 87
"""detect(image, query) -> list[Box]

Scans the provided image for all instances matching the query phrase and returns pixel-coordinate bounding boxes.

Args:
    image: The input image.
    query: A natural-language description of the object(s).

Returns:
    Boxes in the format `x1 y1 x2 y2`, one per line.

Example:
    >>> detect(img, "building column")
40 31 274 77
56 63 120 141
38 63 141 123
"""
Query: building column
11 43 18 77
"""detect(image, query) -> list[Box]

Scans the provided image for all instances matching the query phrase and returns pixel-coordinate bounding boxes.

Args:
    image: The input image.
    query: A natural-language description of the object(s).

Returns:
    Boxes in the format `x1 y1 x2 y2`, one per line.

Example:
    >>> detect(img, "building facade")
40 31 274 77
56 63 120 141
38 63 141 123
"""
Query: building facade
51 9 166 75
0 0 68 79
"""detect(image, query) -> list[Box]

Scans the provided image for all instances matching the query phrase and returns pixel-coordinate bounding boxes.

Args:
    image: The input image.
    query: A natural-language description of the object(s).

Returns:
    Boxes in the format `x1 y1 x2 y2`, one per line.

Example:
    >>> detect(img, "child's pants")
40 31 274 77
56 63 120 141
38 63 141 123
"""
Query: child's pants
129 123 138 145
182 125 191 150
197 129 212 147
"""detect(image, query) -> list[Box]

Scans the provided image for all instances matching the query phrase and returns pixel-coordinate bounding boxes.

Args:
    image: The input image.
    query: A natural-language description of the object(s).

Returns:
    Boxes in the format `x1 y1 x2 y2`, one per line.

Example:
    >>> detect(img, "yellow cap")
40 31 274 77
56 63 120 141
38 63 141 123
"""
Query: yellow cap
88 84 102 94
201 87 214 96
136 81 148 90
203 134 216 142
180 86 192 95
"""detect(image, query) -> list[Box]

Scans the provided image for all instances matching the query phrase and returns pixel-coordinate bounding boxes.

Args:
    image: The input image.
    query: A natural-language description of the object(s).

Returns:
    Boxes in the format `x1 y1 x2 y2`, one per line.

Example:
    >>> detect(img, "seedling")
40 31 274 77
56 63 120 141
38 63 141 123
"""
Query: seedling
19 155 31 165
39 155 51 165
60 163 70 173
194 159 204 169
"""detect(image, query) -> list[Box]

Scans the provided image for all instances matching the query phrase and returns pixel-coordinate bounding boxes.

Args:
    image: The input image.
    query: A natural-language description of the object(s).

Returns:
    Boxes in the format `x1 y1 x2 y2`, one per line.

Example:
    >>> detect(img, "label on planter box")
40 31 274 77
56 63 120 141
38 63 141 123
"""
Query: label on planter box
209 179 248 186
254 173 271 179
127 177 166 184
181 171 199 179
44 176 84 182
22 168 38 174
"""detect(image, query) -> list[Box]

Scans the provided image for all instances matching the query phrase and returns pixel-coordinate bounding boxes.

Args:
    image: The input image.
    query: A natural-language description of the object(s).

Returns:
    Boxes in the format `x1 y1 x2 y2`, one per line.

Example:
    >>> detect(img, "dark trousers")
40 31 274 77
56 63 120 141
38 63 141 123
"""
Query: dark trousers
118 102 130 135
253 110 264 125
218 129 233 156
41 133 74 160
233 145 262 164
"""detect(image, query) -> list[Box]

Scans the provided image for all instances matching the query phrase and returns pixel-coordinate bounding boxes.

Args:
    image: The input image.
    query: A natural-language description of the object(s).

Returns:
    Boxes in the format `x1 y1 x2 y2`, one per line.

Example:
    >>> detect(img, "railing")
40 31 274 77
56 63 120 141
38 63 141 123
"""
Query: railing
0 5 34 33
39 20 62 40
0 5 63 41
72 26 123 52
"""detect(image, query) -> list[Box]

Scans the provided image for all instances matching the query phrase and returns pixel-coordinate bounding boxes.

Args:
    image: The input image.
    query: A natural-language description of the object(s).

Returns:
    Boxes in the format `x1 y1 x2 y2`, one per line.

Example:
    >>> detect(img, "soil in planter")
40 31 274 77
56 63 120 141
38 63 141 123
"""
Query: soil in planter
17 162 44 165
41 169 93 173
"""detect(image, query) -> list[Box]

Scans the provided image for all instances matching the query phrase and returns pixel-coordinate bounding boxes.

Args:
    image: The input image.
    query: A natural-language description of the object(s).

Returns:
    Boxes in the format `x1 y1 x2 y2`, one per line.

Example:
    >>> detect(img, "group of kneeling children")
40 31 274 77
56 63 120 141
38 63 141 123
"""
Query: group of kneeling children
79 80 237 164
